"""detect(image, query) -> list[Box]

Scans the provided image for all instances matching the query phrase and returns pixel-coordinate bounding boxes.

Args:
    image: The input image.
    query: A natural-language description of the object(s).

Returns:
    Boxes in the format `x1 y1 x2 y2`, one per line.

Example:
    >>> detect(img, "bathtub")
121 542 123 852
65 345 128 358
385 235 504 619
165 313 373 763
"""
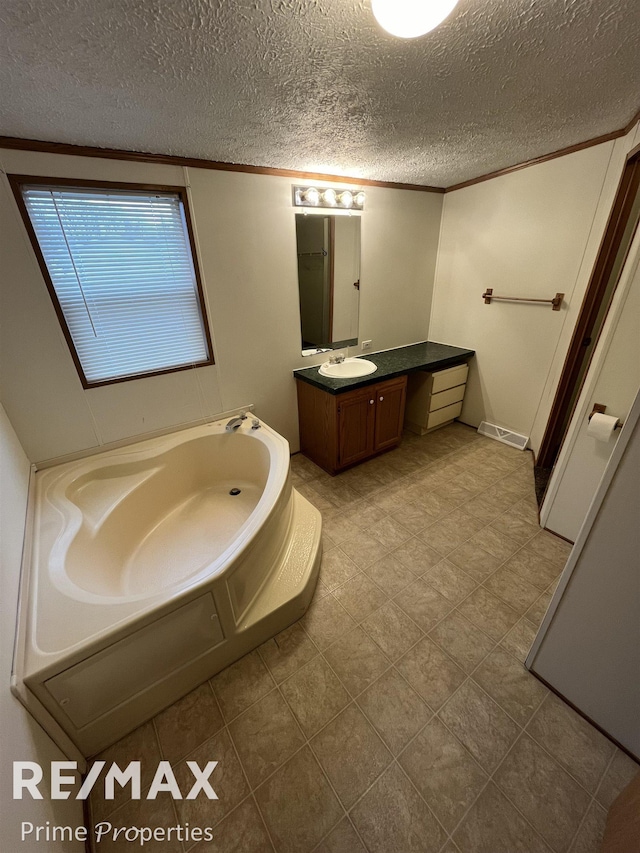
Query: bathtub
13 415 322 757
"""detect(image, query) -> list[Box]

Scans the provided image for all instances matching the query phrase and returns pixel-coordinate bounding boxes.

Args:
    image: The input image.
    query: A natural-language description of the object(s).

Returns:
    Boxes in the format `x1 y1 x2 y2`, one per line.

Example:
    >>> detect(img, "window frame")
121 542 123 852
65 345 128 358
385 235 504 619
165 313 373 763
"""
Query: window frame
8 175 215 389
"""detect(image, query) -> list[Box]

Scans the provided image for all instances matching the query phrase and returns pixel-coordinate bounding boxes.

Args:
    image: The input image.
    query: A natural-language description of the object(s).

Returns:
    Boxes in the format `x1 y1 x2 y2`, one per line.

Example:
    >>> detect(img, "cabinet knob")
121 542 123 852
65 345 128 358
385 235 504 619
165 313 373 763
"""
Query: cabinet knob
369 399 375 405
379 396 384 401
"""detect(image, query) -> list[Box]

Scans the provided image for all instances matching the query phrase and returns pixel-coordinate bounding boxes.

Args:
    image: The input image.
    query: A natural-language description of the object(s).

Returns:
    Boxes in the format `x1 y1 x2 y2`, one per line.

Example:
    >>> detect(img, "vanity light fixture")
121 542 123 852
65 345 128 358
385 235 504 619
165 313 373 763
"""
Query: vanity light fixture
372 0 459 38
293 185 365 211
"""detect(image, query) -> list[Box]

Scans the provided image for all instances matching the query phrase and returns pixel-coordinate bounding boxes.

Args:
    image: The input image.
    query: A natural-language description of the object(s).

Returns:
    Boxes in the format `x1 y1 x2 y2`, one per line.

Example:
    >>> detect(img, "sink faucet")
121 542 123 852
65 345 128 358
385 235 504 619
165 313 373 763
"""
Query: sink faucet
329 352 346 364
225 412 247 432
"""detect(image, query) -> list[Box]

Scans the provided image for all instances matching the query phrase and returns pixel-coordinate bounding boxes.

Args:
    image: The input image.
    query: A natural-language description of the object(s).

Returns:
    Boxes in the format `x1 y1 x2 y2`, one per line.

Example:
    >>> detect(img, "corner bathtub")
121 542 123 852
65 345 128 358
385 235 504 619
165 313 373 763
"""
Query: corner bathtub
14 416 322 757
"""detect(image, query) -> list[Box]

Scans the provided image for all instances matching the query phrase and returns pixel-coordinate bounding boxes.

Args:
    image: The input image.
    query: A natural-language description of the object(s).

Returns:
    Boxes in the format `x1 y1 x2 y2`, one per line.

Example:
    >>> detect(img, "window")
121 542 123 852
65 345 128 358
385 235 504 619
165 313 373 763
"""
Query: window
10 177 214 388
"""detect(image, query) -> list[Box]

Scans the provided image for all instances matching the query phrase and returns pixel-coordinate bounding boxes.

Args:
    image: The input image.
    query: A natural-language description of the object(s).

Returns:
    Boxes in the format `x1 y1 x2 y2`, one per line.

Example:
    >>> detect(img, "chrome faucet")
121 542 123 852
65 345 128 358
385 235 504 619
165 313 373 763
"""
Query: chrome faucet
225 412 247 432
329 352 346 364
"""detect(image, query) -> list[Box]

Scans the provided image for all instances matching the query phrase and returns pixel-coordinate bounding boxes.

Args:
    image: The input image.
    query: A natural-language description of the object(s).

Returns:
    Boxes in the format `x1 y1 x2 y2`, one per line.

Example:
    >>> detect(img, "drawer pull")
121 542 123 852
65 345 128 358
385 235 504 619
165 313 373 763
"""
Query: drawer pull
369 399 375 405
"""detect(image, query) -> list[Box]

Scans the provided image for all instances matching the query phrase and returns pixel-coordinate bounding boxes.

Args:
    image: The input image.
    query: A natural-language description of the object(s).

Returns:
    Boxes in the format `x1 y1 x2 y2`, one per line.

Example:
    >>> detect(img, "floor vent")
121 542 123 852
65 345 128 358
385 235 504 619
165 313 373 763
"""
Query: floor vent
477 421 529 450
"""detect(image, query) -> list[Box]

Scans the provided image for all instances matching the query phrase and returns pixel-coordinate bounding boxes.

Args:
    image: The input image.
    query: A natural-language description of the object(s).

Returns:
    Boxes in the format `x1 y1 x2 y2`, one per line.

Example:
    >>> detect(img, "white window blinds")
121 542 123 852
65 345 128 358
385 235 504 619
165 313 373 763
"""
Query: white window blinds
21 185 212 385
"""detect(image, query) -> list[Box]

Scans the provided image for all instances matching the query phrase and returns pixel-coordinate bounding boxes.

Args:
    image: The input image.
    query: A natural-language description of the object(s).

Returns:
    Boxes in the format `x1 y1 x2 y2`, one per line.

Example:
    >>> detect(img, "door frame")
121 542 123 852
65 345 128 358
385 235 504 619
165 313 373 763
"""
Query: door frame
537 142 640 469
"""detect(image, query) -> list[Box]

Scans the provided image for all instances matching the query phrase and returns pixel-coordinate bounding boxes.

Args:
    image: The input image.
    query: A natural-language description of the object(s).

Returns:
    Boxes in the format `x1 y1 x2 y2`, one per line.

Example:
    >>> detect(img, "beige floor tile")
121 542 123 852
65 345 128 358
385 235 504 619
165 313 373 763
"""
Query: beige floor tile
433 480 476 506
228 689 305 788
211 650 275 722
509 496 541 527
189 796 274 853
350 762 447 853
323 626 390 696
453 782 551 853
439 680 520 772
500 618 538 664
339 530 390 568
95 794 183 853
154 682 224 765
333 572 388 622
452 469 497 495
90 721 160 820
366 516 413 550
399 716 488 832
428 611 495 675
280 655 350 738
391 537 443 575
312 479 363 509
505 549 560 591
527 693 616 794
391 501 436 534
297 482 335 512
311 703 391 807
350 500 387 528
394 578 453 631
358 667 432 754
258 621 318 683
447 540 503 580
525 590 553 627
322 513 364 545
494 734 592 853
396 636 466 711
361 601 423 660
318 547 360 591
255 747 342 853
418 509 484 556
424 559 478 603
370 487 412 514
301 592 357 651
483 566 542 614
469 525 522 561
457 586 520 640
596 749 640 809
363 552 416 597
473 647 547 727
173 728 249 827
291 452 325 481
526 529 572 570
315 817 366 853
464 494 507 524
568 801 608 853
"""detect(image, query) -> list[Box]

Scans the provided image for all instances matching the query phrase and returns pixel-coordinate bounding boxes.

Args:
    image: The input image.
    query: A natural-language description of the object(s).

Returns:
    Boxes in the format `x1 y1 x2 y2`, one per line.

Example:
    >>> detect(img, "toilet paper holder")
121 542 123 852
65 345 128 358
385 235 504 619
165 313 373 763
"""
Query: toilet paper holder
589 404 623 429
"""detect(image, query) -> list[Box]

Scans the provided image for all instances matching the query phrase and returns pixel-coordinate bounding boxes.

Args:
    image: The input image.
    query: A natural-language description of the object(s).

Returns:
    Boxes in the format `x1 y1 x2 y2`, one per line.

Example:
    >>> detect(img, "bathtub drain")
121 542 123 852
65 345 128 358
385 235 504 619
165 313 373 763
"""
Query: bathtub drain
229 488 242 496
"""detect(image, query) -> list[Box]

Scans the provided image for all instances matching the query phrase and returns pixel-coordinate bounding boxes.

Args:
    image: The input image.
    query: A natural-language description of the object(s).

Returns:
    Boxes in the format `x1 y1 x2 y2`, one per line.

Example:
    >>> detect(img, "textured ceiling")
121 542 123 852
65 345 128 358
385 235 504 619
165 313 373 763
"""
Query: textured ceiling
0 0 638 187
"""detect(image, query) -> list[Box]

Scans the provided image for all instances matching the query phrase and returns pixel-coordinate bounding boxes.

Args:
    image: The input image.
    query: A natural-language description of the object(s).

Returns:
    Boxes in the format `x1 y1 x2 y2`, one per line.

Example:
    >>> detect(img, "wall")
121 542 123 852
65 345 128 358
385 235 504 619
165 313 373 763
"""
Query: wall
0 405 85 851
430 124 640 455
0 149 442 463
542 228 640 540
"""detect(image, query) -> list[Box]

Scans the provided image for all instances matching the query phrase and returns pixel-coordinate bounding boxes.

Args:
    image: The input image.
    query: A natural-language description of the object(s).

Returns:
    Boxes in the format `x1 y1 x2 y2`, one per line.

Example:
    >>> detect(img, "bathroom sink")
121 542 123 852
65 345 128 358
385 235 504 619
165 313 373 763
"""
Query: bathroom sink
318 357 378 378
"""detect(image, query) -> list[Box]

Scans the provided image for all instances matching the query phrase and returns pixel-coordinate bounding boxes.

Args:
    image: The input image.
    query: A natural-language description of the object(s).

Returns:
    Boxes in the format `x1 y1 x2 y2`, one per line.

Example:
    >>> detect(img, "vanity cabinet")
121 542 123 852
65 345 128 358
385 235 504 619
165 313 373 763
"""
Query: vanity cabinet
404 362 469 435
296 375 407 474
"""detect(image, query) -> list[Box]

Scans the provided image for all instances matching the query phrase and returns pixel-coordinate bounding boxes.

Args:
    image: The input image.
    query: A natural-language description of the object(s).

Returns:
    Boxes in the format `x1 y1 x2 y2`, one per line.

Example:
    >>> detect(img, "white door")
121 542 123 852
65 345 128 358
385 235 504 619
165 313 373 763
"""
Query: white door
541 227 640 541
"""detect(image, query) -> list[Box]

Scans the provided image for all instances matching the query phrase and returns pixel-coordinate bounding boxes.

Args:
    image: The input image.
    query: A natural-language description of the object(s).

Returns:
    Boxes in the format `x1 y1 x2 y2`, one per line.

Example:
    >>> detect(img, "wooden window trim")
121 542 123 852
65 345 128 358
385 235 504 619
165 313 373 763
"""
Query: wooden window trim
7 175 215 389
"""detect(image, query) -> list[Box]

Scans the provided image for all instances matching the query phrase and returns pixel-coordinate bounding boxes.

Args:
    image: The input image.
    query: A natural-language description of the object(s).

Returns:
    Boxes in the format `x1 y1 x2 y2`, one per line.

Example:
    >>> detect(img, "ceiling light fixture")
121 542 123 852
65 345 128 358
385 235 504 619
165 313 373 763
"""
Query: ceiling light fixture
293 186 365 211
372 0 459 38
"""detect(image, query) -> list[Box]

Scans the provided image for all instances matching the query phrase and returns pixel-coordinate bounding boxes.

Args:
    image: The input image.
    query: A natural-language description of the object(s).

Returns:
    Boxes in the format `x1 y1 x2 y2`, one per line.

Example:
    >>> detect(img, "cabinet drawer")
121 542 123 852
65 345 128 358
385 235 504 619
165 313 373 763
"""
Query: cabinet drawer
430 384 466 412
427 401 463 430
431 363 468 394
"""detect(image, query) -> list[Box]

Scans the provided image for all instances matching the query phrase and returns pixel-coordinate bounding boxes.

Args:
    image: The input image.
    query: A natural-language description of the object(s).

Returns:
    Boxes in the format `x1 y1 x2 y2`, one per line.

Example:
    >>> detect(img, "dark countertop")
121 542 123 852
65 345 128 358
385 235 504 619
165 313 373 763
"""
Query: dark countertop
294 341 475 395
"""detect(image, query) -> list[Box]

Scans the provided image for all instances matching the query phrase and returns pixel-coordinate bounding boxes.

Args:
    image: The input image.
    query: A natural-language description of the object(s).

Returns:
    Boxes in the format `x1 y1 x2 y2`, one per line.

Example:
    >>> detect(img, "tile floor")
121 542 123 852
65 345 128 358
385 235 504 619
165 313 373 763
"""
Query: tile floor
90 423 639 853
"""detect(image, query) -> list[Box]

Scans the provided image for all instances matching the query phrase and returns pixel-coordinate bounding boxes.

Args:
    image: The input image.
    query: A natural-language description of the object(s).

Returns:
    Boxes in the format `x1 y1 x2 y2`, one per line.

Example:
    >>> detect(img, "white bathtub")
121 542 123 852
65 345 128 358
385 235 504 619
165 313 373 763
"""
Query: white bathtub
14 416 322 757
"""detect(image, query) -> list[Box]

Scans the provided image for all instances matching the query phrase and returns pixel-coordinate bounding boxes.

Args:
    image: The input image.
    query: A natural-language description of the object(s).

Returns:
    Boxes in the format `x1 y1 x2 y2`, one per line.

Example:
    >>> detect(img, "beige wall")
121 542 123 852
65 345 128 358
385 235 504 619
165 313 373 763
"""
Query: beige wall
430 124 640 455
0 405 84 851
0 149 442 463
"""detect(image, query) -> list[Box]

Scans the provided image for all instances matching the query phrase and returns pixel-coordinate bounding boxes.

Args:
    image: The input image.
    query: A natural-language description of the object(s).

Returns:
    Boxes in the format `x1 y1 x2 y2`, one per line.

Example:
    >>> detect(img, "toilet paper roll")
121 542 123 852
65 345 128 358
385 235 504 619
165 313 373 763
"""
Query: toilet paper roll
587 412 619 442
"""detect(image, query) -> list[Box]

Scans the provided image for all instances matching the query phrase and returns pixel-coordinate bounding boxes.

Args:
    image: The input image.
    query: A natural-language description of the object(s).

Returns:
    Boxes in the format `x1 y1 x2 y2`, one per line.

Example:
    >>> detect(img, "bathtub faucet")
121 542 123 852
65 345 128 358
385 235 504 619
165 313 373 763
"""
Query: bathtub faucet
225 412 247 432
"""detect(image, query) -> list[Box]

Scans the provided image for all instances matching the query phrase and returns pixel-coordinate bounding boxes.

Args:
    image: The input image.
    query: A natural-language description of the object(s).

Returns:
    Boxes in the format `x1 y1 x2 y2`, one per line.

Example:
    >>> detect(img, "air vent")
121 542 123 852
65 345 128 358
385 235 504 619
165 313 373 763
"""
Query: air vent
477 421 529 450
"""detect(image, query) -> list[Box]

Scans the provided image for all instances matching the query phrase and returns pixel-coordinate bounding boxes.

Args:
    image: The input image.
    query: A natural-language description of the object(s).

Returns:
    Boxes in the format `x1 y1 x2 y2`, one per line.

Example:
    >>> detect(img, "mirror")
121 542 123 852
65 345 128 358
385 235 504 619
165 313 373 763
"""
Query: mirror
295 214 361 354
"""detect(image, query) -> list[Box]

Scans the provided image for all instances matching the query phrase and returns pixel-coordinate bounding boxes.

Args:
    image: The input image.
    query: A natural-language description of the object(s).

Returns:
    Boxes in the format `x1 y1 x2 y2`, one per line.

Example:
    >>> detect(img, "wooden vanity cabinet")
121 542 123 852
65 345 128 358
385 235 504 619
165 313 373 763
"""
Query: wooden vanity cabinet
296 375 407 474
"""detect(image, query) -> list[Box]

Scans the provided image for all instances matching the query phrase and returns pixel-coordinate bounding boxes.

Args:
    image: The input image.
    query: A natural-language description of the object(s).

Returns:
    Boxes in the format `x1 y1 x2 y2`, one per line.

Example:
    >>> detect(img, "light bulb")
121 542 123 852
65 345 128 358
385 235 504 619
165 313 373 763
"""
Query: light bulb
304 187 320 205
339 191 353 208
372 0 459 38
323 188 337 206
354 191 366 207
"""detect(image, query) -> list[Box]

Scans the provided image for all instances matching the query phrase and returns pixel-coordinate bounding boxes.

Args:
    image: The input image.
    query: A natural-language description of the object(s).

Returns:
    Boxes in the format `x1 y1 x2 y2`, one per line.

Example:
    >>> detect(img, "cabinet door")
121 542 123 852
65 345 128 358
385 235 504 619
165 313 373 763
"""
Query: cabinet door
337 388 376 468
374 377 407 451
